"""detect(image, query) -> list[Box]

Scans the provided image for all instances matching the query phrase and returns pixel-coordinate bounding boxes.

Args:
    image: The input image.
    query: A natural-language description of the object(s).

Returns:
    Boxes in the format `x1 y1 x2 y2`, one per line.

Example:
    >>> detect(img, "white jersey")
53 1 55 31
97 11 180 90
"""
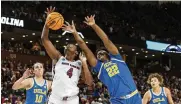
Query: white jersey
51 56 82 98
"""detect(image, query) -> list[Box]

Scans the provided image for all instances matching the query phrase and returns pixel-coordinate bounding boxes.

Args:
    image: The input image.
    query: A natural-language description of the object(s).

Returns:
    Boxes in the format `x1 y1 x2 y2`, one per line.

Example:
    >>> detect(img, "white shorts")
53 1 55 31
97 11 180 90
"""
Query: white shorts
48 95 79 104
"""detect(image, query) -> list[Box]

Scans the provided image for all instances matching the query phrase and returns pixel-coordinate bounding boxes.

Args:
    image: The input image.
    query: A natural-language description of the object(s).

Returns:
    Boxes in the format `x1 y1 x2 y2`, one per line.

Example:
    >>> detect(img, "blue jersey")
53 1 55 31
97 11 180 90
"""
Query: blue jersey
149 87 168 104
93 53 137 97
25 78 48 104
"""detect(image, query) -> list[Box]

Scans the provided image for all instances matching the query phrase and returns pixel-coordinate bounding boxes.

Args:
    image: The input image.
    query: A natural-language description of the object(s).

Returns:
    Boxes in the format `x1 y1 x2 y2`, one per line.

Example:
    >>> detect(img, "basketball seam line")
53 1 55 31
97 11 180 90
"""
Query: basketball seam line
51 17 61 29
46 16 62 26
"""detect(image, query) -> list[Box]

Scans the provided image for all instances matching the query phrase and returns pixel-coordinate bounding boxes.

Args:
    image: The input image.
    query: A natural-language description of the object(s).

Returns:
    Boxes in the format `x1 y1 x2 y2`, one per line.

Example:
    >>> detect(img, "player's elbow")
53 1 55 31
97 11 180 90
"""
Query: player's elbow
12 84 18 90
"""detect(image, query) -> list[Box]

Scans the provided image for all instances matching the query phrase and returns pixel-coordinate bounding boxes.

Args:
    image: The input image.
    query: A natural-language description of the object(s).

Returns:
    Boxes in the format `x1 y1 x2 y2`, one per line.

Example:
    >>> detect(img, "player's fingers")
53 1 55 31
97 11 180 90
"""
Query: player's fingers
50 6 52 11
46 8 49 13
62 28 67 31
52 7 55 11
83 21 88 25
85 17 88 21
86 16 90 20
93 14 95 18
65 21 70 26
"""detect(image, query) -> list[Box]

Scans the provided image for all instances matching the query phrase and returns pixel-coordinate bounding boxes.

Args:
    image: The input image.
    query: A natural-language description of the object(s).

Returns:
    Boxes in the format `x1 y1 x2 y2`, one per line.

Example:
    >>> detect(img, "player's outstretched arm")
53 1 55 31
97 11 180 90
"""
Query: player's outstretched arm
41 6 61 60
62 21 97 67
165 87 174 104
142 91 150 104
79 53 94 89
84 15 119 55
12 69 32 90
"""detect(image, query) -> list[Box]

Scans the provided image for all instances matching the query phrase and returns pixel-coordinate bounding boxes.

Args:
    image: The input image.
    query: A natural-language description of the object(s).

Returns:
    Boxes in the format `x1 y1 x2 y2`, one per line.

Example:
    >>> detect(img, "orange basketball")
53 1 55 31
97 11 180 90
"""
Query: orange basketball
46 12 64 30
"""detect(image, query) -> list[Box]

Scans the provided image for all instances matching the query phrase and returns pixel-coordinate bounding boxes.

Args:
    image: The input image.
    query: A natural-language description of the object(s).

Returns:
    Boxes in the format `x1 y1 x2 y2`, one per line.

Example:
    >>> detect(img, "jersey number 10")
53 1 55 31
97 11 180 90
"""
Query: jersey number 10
67 68 73 78
35 94 43 103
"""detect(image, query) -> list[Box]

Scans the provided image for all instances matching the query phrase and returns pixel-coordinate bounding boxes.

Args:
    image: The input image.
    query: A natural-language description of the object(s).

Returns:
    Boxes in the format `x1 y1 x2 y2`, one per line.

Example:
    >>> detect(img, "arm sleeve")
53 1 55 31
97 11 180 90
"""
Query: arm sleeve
92 60 102 73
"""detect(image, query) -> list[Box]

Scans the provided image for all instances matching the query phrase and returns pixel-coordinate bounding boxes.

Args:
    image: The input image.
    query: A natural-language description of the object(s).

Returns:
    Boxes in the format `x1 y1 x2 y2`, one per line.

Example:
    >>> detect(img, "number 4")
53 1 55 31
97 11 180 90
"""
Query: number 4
67 68 73 78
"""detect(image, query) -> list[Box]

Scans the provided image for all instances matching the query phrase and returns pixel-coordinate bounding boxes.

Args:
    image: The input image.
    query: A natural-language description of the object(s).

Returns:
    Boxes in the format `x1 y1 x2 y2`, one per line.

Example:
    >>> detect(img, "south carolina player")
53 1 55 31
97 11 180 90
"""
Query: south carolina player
142 73 174 104
12 62 52 104
41 7 94 104
62 15 142 104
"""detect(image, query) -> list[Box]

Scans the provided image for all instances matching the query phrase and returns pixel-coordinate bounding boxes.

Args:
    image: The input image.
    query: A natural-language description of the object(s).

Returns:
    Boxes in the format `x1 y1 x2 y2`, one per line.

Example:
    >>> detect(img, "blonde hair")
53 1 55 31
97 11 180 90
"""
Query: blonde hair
147 73 164 86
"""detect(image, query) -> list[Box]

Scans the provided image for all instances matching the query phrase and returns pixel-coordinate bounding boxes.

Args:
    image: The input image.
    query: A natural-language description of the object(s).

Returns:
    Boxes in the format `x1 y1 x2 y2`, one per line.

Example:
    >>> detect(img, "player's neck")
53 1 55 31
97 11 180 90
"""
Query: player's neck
34 76 43 81
152 86 161 93
65 55 74 62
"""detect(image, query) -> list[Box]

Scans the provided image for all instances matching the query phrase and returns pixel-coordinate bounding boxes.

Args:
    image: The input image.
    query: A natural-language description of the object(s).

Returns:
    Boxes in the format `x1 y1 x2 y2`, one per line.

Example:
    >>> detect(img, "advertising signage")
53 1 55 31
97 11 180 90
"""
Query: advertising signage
146 40 181 53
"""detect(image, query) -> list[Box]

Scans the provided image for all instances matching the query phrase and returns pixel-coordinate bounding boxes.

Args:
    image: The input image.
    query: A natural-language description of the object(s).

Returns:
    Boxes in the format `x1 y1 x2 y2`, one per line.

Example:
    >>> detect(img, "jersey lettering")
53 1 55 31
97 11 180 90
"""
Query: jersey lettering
153 97 165 103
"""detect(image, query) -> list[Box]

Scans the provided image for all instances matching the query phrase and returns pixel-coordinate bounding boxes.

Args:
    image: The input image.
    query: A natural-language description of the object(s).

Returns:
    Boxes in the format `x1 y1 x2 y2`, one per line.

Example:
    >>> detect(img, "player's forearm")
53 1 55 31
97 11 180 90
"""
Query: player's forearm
82 61 94 86
41 24 50 40
12 77 25 90
91 24 109 42
72 32 85 44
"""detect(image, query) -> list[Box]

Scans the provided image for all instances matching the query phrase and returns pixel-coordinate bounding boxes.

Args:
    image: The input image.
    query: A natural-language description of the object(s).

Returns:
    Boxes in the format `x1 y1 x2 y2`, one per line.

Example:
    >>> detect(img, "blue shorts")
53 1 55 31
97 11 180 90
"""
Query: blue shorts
110 93 142 104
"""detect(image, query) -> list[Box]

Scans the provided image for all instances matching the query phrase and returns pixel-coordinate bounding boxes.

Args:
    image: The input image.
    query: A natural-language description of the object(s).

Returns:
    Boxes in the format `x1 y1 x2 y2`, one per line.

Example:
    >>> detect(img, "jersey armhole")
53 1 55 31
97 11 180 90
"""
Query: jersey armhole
26 78 34 90
97 63 104 79
148 90 152 101
163 87 167 97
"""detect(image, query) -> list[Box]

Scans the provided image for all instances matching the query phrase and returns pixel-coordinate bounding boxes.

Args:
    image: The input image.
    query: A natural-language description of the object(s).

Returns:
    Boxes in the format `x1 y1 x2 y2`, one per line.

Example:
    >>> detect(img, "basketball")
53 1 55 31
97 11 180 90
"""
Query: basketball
46 12 64 30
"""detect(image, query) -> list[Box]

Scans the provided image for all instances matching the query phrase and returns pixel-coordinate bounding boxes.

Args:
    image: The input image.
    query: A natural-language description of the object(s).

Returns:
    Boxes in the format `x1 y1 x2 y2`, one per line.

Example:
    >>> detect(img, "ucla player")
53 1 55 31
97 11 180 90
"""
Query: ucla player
142 73 174 104
62 15 142 104
41 6 94 104
12 62 52 104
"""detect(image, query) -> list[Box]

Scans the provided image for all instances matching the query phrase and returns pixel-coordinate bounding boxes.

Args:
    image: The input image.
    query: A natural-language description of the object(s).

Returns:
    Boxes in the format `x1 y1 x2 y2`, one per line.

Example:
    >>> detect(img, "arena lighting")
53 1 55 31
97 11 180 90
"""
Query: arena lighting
136 53 139 55
162 53 164 55
145 56 148 58
32 33 35 35
56 40 59 43
86 41 88 43
22 35 25 37
30 41 33 43
58 35 61 38
11 38 14 40
66 38 69 40
152 54 155 57
132 49 135 51
62 31 84 39
145 51 148 53
119 47 122 49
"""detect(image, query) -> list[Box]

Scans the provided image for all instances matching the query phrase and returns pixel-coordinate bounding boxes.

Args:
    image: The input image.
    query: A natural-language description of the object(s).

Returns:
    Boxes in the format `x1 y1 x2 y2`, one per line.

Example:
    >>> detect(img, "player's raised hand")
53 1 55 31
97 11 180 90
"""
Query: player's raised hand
84 15 95 26
45 6 55 16
79 52 87 62
62 20 77 33
22 68 32 79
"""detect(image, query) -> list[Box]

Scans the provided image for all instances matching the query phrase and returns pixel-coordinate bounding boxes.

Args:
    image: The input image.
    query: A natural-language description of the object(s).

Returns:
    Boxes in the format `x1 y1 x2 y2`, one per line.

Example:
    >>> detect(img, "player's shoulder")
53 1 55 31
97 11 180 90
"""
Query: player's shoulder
76 60 82 65
144 90 152 98
163 87 170 93
26 78 34 90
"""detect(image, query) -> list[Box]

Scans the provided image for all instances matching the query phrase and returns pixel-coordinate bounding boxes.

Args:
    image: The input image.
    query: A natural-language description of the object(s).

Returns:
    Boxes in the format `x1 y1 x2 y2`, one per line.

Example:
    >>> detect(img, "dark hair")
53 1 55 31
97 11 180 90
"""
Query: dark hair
96 47 110 59
95 47 108 55
64 44 77 54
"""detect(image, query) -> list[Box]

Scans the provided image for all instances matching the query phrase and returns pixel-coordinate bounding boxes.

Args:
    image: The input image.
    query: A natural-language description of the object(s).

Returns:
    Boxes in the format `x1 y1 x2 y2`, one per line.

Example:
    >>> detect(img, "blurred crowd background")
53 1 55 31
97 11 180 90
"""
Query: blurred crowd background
1 1 181 104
